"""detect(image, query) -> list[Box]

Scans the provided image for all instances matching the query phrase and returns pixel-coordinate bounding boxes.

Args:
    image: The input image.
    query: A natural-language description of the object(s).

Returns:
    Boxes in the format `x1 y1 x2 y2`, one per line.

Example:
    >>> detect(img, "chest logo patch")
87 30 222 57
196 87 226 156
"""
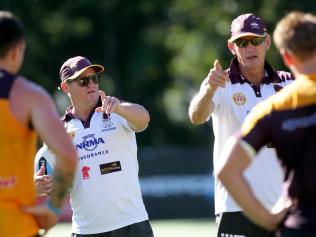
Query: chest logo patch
76 134 105 151
0 176 16 189
67 129 77 139
233 93 247 105
82 166 91 180
102 117 116 132
100 161 122 175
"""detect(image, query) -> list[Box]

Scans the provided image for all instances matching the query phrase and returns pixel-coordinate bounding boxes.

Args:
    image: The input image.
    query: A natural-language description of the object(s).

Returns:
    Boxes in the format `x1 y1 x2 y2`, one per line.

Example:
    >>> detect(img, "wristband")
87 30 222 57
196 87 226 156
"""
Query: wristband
46 199 61 216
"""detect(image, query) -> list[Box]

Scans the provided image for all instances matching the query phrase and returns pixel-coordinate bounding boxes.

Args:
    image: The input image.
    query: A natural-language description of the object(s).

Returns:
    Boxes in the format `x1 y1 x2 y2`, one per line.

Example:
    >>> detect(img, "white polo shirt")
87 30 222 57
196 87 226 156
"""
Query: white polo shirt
210 59 293 215
35 109 149 234
67 111 148 234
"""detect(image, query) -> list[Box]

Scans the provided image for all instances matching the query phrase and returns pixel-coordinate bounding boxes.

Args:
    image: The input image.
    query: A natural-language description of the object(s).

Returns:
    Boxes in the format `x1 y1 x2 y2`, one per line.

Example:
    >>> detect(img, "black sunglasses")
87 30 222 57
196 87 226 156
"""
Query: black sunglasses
67 73 101 87
234 37 266 48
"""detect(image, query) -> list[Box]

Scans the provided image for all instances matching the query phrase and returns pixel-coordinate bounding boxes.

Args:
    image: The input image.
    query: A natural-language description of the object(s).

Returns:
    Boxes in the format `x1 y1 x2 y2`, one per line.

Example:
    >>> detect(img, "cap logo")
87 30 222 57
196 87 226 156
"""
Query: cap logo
230 14 266 41
250 22 259 28
59 56 104 81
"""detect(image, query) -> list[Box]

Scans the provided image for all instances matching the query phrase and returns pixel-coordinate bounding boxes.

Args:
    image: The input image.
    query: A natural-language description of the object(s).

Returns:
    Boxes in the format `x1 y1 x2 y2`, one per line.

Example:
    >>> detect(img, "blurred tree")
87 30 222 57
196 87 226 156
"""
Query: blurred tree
0 0 314 147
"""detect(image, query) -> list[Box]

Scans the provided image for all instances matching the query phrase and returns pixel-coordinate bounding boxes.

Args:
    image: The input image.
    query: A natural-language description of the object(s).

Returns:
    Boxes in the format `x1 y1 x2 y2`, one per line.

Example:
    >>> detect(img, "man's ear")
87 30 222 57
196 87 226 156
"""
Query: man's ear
227 40 236 55
60 81 69 92
264 34 271 50
6 43 19 61
280 49 294 67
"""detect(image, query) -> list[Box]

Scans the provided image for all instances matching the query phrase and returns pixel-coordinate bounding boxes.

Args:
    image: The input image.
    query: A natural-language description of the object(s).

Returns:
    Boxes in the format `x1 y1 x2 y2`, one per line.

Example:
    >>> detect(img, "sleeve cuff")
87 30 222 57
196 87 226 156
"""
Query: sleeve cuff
239 139 256 160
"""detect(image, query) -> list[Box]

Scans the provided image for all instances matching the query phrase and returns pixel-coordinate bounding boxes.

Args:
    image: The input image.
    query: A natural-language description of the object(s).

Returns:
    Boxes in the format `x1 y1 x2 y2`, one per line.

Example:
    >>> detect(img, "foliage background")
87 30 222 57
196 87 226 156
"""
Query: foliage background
1 0 315 220
1 0 315 147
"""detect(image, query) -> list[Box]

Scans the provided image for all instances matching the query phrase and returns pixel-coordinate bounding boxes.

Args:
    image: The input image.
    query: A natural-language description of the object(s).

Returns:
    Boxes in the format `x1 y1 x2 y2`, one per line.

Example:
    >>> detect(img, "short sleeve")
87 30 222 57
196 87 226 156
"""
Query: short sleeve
114 114 134 132
241 102 272 152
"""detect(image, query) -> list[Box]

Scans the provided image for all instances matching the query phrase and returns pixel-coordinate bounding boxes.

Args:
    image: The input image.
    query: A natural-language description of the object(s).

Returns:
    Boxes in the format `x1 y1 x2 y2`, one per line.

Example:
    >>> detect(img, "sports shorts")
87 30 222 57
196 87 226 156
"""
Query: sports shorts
71 220 154 237
216 211 275 237
279 227 316 237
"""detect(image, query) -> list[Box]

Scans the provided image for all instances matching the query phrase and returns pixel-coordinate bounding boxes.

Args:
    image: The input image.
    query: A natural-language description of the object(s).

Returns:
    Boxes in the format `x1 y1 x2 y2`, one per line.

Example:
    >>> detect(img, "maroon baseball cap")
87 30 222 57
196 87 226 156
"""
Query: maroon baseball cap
59 56 104 82
230 13 267 42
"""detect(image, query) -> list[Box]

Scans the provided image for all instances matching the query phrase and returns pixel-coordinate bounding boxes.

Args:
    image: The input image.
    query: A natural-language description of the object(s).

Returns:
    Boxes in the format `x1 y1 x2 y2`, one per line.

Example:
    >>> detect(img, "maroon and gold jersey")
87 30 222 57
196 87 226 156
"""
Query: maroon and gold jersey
0 70 38 237
241 74 316 231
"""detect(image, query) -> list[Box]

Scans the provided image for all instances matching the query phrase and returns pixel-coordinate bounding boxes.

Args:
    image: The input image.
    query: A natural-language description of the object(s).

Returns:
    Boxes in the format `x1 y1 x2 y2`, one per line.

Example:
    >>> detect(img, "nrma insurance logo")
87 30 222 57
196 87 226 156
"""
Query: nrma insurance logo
76 134 105 151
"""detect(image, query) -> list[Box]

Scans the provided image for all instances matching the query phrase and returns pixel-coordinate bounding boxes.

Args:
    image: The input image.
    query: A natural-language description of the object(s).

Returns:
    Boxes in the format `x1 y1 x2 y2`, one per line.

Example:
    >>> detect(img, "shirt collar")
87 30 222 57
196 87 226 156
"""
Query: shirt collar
62 96 104 122
228 57 280 84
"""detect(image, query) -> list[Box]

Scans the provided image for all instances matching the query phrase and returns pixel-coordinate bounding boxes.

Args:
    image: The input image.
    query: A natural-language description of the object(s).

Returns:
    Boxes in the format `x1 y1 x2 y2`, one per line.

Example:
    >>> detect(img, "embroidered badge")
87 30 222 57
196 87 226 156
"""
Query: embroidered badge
100 161 122 175
82 166 91 180
67 129 77 139
233 93 247 105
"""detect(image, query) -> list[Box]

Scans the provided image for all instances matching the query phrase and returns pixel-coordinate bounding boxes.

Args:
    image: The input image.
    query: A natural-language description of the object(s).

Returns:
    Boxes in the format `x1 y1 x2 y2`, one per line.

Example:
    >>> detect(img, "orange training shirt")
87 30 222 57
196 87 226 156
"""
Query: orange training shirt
0 70 39 237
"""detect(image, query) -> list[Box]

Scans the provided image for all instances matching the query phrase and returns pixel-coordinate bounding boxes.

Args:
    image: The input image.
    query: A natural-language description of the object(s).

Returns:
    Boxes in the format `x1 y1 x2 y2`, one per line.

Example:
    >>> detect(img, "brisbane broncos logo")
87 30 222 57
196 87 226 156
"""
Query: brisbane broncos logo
233 93 247 105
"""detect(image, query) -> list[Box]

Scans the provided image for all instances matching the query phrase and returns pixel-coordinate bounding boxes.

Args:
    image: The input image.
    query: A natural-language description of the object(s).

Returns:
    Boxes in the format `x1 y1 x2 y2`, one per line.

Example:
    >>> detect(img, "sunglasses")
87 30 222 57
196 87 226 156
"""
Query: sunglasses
234 37 266 48
67 73 101 87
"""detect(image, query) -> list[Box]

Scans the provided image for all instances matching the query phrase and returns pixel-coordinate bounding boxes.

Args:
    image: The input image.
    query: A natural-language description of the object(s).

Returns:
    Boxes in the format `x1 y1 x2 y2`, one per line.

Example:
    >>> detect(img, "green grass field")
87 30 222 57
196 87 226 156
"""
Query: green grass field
45 218 217 237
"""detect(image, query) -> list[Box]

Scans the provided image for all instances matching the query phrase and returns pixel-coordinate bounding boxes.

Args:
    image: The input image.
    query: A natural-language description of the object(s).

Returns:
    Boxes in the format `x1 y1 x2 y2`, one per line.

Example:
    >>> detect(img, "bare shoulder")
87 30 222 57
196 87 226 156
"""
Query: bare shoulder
14 76 52 101
10 76 55 126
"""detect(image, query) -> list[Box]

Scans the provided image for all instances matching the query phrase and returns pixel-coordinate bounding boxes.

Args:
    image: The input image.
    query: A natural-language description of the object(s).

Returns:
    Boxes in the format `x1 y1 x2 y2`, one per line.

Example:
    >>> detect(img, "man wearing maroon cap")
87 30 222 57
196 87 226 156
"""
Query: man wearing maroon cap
189 13 293 237
218 11 316 237
35 56 154 237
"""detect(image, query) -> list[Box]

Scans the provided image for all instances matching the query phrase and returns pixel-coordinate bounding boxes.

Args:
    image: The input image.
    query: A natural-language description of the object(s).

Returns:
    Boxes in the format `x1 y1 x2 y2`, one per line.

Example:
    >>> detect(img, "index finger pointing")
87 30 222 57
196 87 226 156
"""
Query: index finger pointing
98 90 107 101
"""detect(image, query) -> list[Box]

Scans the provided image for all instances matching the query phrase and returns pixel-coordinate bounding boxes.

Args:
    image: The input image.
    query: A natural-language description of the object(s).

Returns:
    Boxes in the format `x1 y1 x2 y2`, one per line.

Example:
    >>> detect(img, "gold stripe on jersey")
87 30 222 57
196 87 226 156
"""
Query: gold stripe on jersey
239 139 256 160
241 74 316 136
0 99 38 237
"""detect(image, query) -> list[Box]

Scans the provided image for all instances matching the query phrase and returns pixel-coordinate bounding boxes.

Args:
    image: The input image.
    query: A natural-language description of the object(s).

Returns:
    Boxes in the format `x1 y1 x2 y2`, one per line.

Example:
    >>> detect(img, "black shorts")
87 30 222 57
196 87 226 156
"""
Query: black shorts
216 212 275 237
279 227 316 237
71 220 154 237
